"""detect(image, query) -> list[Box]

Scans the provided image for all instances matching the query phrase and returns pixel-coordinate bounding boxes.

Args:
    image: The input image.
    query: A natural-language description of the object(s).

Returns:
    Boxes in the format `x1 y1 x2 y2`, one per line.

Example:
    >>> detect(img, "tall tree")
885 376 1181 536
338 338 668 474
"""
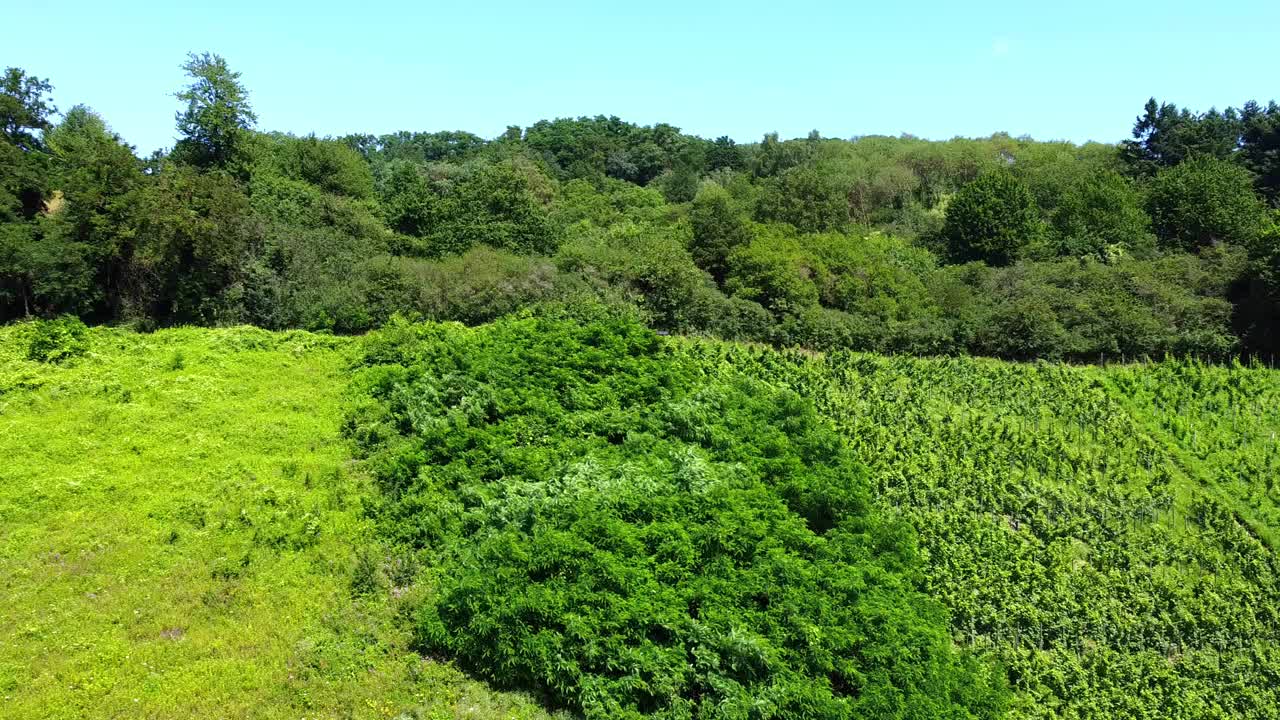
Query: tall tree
173 52 256 170
1 68 56 152
0 68 56 219
1240 101 1280 207
0 68 58 318
44 106 145 319
1120 98 1241 177
689 181 752 282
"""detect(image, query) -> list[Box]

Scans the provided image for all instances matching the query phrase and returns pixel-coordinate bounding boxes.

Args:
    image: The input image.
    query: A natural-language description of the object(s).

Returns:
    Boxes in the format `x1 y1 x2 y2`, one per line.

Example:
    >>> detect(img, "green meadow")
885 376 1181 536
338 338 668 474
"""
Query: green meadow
0 324 553 719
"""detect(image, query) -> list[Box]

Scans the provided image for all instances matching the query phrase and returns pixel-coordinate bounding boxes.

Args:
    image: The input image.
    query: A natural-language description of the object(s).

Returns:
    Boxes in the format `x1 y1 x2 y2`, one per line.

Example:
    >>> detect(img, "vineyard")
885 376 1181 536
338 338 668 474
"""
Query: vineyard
678 343 1280 718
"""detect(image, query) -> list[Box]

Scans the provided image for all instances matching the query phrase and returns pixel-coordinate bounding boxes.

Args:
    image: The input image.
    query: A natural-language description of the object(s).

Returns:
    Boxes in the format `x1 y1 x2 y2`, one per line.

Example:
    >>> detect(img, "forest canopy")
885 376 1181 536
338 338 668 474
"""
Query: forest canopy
2 55 1278 360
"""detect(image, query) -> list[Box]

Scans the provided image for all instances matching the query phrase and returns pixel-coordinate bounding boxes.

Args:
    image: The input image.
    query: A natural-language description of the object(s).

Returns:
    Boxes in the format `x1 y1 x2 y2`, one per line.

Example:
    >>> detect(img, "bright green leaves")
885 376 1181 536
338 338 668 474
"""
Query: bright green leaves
173 52 256 170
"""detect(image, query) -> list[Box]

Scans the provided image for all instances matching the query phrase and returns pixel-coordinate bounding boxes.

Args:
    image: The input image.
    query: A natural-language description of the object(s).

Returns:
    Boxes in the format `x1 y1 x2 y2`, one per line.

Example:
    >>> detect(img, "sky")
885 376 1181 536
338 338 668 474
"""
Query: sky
7 0 1279 155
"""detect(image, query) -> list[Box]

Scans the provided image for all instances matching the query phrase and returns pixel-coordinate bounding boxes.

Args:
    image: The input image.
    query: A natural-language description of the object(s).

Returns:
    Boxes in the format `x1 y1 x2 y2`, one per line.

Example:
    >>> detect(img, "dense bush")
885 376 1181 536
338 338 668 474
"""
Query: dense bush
389 248 582 325
1047 170 1155 258
556 220 729 333
1148 155 1268 251
755 166 848 233
942 170 1044 266
709 345 1280 719
938 253 1242 361
688 181 753 282
345 315 1008 719
25 314 89 362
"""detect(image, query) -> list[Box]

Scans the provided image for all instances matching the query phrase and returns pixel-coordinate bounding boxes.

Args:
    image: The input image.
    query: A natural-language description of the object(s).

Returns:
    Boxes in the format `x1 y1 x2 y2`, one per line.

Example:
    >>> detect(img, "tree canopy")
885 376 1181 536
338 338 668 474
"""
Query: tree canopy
1 55 1278 360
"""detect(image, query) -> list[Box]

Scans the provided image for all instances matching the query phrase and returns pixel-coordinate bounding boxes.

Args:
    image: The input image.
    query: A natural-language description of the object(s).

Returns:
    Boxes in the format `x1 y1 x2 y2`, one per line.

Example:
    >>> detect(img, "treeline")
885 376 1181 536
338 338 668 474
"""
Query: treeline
2 55 1278 360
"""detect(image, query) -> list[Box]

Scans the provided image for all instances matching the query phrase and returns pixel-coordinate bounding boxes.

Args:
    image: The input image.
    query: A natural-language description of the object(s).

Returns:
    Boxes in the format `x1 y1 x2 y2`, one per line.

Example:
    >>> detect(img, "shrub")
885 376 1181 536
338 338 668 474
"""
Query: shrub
26 315 89 362
556 220 724 333
724 230 825 313
394 247 579 325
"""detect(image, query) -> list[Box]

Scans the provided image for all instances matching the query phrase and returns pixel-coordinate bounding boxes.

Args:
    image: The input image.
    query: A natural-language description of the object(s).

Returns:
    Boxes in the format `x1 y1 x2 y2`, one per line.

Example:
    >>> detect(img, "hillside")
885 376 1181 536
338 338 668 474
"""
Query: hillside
3 319 1280 718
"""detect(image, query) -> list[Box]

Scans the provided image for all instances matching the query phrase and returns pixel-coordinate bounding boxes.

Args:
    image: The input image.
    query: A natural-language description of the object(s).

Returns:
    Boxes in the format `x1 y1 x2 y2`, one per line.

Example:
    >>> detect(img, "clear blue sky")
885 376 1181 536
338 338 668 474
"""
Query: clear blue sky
8 0 1278 154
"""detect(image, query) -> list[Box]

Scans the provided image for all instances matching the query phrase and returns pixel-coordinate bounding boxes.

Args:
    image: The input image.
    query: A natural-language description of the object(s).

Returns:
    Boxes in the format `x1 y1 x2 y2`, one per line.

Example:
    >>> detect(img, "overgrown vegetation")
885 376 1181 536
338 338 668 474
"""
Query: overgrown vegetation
344 313 1008 719
5 315 1280 718
6 47 1280 720
686 343 1280 719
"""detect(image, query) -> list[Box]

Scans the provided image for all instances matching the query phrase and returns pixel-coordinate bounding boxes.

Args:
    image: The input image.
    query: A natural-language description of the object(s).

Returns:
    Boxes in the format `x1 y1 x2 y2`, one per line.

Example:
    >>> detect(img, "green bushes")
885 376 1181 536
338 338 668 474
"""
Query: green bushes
372 158 560 257
390 248 579 325
1147 155 1269 251
942 170 1044 266
1047 170 1155 258
346 315 1007 719
556 220 728 333
705 343 1280 719
936 254 1241 360
25 314 89 362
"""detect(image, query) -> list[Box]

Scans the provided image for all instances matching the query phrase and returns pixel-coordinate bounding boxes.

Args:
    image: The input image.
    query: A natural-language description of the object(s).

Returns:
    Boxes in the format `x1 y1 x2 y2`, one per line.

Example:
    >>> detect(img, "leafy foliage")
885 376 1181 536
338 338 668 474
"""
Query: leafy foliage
24 314 89 362
686 341 1280 719
942 170 1044 266
3 57 1280 360
346 315 1008 719
1147 155 1268 251
172 52 256 170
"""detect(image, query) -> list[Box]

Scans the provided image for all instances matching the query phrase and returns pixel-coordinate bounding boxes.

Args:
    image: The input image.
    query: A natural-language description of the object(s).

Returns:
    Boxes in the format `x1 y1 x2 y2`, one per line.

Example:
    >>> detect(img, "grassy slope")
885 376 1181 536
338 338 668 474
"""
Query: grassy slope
0 325 554 720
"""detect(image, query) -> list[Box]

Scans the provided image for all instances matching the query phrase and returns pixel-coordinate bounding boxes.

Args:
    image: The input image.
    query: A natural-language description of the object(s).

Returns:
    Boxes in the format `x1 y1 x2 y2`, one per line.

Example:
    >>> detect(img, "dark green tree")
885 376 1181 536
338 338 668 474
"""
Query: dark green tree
0 68 59 318
127 164 256 322
1 68 56 152
43 106 145 319
755 166 847 233
0 68 56 219
1148 155 1267 251
706 135 744 171
1049 170 1154 258
1240 101 1280 206
272 133 374 199
942 170 1043 265
1120 98 1241 177
689 182 753 283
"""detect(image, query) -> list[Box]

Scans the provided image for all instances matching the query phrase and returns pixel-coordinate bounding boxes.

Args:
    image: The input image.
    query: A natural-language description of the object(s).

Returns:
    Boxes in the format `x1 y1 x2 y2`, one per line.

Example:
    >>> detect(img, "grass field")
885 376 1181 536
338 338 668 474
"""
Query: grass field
0 324 555 720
